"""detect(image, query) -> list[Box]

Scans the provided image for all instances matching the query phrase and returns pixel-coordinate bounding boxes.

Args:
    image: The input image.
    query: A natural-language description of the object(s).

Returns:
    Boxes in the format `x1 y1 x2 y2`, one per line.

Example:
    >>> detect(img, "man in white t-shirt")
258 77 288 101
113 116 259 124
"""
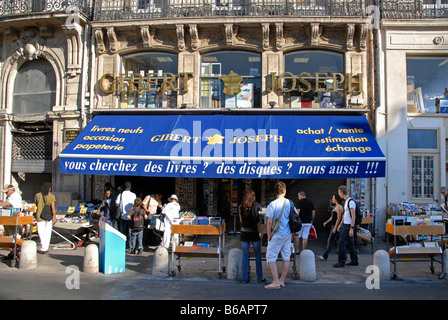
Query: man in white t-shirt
0 184 23 237
334 185 358 268
264 182 291 289
116 181 136 251
0 184 22 209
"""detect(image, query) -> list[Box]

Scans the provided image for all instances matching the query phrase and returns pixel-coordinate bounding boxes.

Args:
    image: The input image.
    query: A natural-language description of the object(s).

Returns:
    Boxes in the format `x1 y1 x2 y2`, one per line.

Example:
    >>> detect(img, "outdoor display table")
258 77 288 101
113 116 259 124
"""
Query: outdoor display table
357 216 374 254
170 223 226 277
0 215 34 267
386 222 445 279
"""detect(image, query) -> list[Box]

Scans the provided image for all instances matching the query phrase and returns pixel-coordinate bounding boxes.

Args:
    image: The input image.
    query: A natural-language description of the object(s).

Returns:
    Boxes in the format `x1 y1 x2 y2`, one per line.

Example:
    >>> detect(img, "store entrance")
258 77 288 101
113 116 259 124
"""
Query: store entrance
111 176 346 235
114 176 176 204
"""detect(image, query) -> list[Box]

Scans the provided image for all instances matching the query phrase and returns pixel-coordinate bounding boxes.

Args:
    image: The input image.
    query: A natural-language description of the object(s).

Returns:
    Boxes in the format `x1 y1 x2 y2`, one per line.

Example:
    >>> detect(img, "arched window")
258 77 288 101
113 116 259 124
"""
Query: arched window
200 51 261 108
13 59 56 114
283 50 344 109
122 52 178 108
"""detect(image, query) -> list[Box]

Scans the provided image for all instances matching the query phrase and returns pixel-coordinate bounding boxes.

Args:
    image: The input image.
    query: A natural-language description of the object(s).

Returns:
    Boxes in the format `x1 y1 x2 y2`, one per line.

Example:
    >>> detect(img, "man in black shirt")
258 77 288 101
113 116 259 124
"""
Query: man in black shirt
295 191 315 254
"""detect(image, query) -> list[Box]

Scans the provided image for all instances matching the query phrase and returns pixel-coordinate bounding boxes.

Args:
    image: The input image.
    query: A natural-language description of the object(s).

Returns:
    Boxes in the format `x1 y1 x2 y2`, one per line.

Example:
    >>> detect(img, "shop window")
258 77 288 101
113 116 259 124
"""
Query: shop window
12 59 56 115
406 56 448 113
122 52 178 108
408 129 439 200
283 50 345 109
200 51 261 108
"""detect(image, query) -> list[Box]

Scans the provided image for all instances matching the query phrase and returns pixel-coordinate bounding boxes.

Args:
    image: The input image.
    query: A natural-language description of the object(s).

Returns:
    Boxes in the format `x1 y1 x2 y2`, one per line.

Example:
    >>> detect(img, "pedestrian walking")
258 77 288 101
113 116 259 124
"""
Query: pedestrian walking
295 191 315 254
334 185 358 268
34 183 56 254
319 193 343 261
161 194 180 249
239 188 265 284
265 182 291 289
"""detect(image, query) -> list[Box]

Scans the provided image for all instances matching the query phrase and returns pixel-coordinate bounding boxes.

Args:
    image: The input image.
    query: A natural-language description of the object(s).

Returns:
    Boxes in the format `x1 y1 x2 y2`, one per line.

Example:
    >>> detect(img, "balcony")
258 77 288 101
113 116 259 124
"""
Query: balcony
381 0 448 19
0 0 91 18
94 0 369 21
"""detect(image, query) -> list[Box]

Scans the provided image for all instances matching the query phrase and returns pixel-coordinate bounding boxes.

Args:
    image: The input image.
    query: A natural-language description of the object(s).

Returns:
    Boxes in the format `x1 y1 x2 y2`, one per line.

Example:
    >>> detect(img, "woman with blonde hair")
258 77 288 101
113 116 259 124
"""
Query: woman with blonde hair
239 188 265 284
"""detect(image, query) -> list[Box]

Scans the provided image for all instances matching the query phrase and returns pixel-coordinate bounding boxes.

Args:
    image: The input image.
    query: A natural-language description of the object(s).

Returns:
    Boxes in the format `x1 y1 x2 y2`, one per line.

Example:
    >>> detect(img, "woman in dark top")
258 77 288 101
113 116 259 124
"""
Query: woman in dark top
319 193 343 261
239 188 265 284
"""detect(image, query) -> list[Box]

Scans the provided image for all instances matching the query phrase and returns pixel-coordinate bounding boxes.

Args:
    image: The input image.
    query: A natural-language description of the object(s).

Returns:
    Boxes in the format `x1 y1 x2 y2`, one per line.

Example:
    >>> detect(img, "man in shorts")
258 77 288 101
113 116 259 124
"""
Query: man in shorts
265 182 291 289
296 191 315 253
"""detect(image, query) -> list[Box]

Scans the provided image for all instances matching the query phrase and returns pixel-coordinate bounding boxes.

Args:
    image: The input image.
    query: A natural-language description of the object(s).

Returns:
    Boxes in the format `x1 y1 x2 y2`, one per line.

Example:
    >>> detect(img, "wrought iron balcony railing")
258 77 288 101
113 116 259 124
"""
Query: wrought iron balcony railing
0 0 91 18
380 0 448 19
94 0 369 21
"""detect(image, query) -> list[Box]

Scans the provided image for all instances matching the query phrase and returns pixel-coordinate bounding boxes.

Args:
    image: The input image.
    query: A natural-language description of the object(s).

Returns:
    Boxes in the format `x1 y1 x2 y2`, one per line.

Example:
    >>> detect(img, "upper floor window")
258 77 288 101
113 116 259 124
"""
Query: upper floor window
407 56 448 114
283 50 345 109
408 129 439 201
122 52 178 108
200 51 261 108
13 59 56 115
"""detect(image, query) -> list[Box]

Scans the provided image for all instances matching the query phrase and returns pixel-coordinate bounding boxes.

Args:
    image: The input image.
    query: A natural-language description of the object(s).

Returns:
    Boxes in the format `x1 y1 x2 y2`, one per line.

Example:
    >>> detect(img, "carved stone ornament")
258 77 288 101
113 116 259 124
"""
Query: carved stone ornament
275 23 283 50
176 24 185 51
261 23 270 51
11 28 45 63
94 28 105 54
189 24 198 51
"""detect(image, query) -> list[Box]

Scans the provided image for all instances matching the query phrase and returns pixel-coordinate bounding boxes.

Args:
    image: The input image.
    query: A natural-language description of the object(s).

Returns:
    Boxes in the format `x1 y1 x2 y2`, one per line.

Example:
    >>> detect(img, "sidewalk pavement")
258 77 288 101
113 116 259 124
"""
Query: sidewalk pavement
0 226 446 285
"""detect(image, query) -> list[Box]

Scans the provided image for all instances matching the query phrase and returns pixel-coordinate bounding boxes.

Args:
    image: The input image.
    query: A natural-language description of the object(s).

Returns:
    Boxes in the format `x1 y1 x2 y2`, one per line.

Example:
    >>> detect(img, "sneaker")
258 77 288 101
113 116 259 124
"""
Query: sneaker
333 261 345 268
347 261 359 266
318 255 327 261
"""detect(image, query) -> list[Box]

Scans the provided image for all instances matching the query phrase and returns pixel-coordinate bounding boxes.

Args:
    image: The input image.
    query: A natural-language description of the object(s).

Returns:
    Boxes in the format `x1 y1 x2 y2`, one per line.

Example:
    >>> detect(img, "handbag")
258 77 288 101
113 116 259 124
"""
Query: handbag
270 199 286 235
40 193 53 221
289 200 302 233
309 225 318 240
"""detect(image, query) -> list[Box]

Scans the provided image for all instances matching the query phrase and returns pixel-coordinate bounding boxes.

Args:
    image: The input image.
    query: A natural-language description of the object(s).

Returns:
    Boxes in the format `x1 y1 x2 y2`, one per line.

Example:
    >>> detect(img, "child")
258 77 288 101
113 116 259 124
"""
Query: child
127 197 148 254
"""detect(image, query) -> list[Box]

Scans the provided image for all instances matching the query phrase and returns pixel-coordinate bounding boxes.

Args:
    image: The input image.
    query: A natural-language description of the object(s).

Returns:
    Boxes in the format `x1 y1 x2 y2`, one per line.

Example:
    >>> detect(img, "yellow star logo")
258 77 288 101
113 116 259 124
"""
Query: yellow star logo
206 134 225 145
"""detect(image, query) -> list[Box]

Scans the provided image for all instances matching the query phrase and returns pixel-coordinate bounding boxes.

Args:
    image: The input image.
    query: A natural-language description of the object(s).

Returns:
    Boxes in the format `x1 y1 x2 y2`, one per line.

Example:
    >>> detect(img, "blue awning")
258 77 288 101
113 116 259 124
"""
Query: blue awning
60 114 385 179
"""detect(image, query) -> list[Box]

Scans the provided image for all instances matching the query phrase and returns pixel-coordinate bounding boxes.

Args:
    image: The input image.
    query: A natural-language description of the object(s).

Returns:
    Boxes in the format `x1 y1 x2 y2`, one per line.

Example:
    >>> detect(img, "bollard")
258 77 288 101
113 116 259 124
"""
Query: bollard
19 240 37 270
373 250 390 281
153 246 169 278
83 244 99 273
226 248 242 280
299 249 316 282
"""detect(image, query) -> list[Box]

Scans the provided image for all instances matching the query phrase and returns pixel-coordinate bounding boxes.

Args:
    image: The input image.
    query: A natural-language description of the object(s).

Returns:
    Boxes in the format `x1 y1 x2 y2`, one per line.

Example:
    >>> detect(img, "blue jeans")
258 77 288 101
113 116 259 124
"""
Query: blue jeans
130 230 143 252
337 224 358 264
321 226 338 260
241 240 263 282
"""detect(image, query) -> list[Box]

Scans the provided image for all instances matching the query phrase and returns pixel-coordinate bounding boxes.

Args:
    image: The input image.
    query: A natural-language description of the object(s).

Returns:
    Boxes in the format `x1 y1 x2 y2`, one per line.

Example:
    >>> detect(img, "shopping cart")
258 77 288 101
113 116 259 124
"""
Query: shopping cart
53 203 99 249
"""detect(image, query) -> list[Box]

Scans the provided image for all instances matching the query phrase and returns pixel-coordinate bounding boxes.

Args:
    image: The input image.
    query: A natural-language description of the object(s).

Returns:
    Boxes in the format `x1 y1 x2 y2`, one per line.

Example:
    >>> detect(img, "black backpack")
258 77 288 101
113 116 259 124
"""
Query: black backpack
289 200 302 233
131 208 145 231
348 199 363 225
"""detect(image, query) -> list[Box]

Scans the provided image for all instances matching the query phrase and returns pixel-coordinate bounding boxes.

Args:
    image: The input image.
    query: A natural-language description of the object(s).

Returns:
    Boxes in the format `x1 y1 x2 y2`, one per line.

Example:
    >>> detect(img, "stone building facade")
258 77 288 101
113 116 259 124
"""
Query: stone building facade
0 0 385 233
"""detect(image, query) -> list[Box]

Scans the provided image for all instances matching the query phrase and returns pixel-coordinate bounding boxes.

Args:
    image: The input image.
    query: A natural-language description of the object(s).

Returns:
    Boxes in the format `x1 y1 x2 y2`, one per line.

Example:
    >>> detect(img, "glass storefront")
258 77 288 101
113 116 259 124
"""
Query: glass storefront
283 50 345 109
114 50 356 109
200 51 261 108
122 52 178 108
